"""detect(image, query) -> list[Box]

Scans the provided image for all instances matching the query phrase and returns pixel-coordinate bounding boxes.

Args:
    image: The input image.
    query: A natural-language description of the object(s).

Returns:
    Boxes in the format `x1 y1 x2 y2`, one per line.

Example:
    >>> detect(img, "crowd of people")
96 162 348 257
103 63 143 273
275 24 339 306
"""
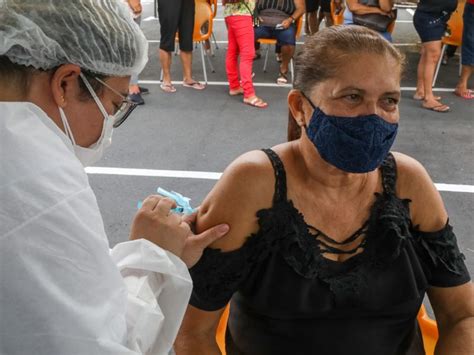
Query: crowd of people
0 0 473 355
125 0 472 112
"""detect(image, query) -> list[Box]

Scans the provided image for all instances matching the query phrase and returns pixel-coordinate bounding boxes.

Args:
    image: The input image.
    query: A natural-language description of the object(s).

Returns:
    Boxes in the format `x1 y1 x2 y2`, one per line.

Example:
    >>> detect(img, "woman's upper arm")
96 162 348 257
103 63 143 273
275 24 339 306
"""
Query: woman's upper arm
196 150 275 252
394 152 448 231
378 0 394 13
427 282 474 332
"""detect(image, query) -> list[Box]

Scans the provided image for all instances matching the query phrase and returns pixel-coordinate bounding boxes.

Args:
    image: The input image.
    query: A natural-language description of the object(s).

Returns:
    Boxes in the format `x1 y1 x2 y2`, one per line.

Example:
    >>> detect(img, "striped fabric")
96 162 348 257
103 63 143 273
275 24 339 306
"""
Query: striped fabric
256 0 296 16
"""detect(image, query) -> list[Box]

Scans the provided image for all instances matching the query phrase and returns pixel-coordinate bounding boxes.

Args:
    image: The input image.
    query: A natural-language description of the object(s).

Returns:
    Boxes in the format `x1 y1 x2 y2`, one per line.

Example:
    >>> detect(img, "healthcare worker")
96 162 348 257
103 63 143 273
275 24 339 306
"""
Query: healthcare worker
0 1 229 354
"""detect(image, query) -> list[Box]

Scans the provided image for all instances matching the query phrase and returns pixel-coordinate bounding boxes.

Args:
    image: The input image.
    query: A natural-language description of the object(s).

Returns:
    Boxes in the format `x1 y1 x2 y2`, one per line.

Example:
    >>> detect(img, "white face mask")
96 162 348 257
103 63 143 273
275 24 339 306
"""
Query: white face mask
59 74 114 166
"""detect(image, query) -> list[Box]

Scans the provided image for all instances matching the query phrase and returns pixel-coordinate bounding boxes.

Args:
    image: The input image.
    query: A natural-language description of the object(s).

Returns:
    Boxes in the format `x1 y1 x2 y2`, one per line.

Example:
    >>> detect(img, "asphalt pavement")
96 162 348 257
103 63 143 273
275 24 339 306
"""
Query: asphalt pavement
88 2 473 287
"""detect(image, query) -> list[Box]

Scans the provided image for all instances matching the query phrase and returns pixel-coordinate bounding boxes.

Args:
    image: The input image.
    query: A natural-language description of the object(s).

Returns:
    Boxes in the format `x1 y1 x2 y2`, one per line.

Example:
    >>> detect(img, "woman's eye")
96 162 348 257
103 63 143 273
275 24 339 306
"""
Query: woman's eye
382 97 399 106
343 94 361 102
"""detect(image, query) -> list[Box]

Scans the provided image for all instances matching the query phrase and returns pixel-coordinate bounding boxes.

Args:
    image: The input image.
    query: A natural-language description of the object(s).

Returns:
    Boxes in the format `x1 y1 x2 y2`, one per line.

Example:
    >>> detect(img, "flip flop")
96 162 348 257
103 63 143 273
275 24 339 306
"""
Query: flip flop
423 104 450 113
244 97 268 109
160 83 176 93
277 71 288 85
183 81 206 90
454 90 474 99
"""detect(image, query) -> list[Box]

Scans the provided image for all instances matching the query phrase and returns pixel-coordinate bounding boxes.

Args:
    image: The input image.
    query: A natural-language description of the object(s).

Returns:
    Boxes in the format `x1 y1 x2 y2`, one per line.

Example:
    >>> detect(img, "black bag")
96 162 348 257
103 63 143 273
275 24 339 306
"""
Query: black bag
352 0 396 32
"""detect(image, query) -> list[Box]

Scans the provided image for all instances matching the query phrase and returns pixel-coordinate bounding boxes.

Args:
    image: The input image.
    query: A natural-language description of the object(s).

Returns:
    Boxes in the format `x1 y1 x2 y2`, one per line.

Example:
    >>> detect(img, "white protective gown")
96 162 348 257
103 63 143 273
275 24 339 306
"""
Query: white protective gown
0 102 193 355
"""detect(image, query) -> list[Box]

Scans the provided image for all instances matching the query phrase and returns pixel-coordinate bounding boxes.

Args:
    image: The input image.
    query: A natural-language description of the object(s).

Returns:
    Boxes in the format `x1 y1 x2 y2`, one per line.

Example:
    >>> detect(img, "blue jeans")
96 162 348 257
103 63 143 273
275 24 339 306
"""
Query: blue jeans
254 24 296 46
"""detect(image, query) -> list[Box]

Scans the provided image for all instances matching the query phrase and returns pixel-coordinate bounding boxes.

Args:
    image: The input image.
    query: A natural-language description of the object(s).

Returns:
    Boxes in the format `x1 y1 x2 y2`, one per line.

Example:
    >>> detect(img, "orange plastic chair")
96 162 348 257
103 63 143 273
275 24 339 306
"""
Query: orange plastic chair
216 304 230 354
433 0 465 86
216 304 438 354
417 304 439 355
258 16 304 82
331 0 345 25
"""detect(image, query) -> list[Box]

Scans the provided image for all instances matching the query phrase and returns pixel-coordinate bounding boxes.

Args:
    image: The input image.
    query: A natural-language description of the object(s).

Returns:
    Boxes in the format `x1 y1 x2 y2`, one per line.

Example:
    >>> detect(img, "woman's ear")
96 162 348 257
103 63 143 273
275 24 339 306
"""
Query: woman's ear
288 89 307 127
49 64 81 108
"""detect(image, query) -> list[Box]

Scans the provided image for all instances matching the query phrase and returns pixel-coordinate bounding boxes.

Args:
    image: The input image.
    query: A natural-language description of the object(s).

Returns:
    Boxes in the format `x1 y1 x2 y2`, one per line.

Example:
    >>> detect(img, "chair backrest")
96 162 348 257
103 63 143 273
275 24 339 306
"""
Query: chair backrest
193 1 213 42
443 0 465 46
331 1 345 25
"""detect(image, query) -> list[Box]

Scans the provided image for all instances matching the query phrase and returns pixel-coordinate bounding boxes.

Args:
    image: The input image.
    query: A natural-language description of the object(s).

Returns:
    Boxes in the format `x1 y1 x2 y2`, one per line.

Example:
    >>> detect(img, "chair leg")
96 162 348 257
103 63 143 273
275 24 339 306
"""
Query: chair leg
432 44 446 87
290 58 294 83
154 0 158 19
160 69 163 82
263 45 270 73
200 42 208 84
205 47 216 73
459 52 462 77
212 32 219 50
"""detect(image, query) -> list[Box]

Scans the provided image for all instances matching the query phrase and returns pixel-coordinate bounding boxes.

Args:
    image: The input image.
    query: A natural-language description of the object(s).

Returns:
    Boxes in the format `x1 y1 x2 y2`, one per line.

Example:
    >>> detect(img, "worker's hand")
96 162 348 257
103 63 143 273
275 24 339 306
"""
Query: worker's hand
130 195 189 258
180 212 230 268
128 0 142 15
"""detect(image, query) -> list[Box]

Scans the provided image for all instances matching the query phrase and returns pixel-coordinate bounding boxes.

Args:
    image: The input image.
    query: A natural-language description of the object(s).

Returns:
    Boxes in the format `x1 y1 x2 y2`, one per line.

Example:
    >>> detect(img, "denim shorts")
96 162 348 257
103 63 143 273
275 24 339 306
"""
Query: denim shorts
254 23 296 46
462 3 474 65
413 9 450 43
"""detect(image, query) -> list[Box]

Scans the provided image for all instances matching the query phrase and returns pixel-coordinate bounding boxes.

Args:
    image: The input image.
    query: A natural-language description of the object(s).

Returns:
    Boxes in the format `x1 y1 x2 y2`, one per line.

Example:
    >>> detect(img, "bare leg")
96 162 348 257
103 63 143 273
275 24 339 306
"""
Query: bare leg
306 11 319 35
414 46 426 99
422 41 449 110
159 49 173 84
324 13 333 27
455 65 474 96
180 50 193 83
280 45 295 74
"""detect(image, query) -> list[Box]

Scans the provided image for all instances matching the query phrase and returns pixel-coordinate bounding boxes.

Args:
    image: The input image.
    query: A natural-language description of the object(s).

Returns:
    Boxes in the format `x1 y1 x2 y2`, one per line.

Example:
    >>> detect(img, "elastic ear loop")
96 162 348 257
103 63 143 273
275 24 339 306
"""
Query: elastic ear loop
79 72 109 119
58 107 77 146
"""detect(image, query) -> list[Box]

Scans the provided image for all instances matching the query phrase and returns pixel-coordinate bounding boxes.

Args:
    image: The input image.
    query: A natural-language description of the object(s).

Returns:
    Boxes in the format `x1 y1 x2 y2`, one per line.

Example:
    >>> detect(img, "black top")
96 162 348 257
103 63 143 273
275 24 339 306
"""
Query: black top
417 0 457 14
190 149 470 355
257 0 296 16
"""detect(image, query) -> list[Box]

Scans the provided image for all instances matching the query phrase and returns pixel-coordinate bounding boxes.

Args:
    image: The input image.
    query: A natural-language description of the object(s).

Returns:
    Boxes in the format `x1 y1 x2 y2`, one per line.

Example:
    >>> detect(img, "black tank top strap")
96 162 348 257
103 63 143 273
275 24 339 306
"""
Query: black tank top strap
380 152 398 196
261 148 288 204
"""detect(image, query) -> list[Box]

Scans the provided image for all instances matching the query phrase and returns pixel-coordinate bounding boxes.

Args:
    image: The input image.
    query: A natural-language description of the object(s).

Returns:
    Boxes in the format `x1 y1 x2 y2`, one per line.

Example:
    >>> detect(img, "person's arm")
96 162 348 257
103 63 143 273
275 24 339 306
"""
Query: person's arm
175 150 276 354
281 0 306 29
378 0 394 13
394 152 474 354
429 284 474 354
346 0 389 15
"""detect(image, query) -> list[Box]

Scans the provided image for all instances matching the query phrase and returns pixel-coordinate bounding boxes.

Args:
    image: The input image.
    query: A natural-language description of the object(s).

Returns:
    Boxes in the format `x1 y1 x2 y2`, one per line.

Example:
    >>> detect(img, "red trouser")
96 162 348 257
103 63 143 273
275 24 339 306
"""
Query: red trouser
225 15 256 98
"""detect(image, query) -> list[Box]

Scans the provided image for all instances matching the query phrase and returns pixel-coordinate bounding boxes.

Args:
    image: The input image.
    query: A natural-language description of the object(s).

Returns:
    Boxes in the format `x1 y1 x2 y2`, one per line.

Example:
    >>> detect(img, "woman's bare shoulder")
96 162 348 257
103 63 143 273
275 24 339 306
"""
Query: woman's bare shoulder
392 152 448 230
196 149 280 251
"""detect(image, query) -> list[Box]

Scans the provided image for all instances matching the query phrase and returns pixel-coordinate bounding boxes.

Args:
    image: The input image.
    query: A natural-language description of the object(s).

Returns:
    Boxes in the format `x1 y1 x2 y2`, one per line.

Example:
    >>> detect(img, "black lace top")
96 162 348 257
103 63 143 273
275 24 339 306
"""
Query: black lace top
190 149 470 355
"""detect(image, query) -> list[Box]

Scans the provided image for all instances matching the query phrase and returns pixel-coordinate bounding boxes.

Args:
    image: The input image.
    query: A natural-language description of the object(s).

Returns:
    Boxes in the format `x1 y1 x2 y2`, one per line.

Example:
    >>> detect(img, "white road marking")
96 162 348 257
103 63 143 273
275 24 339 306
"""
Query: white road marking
138 80 456 92
85 167 474 194
406 9 415 16
146 39 419 46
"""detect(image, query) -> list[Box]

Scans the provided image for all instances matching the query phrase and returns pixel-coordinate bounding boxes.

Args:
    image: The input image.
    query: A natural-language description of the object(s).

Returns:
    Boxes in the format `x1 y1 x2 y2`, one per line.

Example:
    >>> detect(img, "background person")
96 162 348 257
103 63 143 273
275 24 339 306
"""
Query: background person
0 1 228 354
126 0 148 105
224 0 268 108
157 0 205 92
254 0 305 85
454 0 474 100
413 0 457 112
175 26 473 355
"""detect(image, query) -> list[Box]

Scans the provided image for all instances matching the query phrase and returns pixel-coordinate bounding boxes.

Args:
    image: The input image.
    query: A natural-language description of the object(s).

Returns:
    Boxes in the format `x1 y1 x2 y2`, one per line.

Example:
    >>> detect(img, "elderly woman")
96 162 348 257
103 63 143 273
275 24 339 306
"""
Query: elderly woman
0 1 228 354
175 26 473 355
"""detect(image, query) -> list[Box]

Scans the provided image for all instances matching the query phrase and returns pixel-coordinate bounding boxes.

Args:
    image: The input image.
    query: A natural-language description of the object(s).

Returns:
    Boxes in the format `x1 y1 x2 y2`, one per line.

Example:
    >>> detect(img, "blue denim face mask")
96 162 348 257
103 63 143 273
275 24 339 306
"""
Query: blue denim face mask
302 93 398 173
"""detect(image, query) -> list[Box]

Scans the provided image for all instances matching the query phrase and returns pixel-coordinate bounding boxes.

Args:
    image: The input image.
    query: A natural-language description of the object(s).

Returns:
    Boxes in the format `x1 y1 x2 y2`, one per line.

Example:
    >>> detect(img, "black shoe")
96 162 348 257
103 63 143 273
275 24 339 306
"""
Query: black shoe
128 92 145 105
139 86 149 95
